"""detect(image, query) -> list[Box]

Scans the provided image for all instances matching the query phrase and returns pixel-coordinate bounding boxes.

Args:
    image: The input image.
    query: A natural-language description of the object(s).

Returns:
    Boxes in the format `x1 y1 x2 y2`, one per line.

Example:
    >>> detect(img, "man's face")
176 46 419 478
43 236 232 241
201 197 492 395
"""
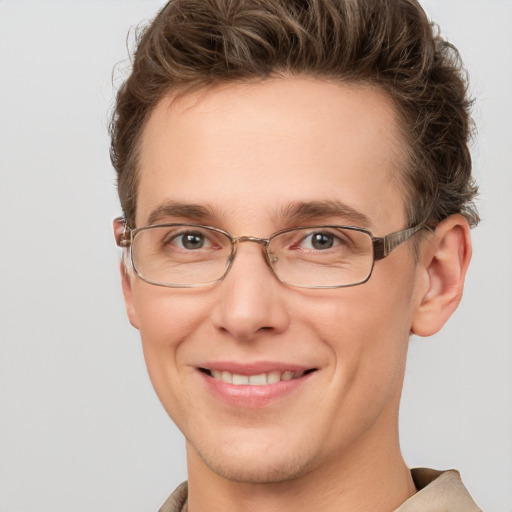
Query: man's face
122 77 424 483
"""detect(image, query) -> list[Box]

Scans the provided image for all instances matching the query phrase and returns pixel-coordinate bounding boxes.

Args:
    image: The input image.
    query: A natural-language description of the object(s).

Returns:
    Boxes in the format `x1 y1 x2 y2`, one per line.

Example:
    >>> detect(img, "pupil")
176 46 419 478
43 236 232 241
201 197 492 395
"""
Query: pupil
312 232 333 250
183 233 204 249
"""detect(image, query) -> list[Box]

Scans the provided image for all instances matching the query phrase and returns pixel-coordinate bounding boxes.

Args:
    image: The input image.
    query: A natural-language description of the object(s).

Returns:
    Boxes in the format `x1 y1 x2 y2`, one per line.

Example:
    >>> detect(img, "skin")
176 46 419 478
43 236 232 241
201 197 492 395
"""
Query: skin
118 77 471 512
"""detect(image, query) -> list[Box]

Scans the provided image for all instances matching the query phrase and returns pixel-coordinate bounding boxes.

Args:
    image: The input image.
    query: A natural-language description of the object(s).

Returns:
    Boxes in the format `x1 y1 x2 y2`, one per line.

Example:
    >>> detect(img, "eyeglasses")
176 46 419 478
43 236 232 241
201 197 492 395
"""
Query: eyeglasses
115 220 428 289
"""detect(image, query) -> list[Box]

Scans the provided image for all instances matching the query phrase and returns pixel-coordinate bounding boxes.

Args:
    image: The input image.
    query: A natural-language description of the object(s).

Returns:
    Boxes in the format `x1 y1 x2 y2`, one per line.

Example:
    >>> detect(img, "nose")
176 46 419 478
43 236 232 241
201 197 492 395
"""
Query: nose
211 241 290 342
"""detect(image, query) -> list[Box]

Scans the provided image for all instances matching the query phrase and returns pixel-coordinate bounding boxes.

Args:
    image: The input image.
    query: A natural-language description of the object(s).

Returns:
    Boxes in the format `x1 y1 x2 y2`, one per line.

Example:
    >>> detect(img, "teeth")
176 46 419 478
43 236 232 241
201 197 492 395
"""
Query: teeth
221 371 233 384
209 369 306 385
232 374 250 385
267 371 281 384
248 373 267 385
212 370 234 383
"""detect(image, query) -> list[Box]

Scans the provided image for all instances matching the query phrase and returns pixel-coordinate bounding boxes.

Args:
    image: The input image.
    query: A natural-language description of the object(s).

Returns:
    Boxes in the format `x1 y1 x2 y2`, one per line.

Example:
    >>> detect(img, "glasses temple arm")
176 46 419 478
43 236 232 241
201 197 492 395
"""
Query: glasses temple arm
373 224 434 260
114 217 133 247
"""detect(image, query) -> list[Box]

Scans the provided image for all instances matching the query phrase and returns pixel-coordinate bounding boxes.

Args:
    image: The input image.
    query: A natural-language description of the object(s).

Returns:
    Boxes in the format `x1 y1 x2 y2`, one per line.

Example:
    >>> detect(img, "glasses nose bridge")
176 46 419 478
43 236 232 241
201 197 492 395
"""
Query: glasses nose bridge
233 235 269 246
229 235 273 269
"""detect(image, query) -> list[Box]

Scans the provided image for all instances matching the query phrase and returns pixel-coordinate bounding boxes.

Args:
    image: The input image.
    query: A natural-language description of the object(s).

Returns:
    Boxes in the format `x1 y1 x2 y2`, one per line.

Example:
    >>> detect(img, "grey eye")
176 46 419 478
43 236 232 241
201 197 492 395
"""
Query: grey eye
310 232 335 250
180 232 206 250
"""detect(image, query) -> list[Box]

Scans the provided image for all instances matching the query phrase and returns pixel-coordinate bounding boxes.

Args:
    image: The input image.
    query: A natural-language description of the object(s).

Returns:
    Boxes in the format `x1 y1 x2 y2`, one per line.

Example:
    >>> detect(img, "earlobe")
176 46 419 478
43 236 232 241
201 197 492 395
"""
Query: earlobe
411 214 472 337
120 260 141 330
113 218 140 330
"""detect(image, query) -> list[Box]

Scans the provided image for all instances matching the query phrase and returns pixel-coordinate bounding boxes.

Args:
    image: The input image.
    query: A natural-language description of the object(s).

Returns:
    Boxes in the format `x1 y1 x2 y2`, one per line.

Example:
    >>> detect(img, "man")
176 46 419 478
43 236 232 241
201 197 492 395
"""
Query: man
110 1 481 510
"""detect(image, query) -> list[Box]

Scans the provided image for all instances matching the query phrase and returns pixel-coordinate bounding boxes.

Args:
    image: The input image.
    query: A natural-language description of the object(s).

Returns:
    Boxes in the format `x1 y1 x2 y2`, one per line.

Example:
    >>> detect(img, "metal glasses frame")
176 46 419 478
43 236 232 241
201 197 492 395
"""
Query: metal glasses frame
115 218 430 289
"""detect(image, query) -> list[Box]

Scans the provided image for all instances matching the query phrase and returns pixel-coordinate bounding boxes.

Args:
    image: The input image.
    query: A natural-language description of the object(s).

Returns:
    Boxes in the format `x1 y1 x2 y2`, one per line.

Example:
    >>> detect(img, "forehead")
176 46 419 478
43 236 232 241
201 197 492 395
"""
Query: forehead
137 77 409 231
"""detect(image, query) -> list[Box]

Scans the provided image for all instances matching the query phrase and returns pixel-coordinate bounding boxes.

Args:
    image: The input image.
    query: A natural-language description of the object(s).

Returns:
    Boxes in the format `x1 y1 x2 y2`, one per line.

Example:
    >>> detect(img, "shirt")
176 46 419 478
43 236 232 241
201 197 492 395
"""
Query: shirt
158 468 482 512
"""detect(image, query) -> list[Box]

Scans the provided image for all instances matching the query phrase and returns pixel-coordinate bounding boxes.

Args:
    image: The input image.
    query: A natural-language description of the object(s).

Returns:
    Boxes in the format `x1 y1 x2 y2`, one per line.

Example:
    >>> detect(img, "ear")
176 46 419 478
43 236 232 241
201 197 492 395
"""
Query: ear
411 214 472 337
113 218 140 330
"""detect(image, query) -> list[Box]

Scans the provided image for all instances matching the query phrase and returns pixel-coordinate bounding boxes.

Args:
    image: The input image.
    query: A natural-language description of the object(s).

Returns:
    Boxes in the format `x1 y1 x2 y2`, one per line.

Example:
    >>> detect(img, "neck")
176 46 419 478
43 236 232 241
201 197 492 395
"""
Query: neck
185 428 416 512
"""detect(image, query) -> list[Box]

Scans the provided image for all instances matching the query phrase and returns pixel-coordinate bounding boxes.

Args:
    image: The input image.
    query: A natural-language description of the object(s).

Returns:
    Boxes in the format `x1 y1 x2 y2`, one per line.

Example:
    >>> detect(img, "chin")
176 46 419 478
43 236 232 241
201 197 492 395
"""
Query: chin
191 437 319 484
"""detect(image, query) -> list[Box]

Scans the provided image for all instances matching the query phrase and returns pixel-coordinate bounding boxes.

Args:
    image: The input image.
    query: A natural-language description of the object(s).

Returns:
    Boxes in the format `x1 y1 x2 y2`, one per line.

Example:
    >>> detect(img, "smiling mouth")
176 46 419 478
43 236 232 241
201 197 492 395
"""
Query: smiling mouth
200 368 317 385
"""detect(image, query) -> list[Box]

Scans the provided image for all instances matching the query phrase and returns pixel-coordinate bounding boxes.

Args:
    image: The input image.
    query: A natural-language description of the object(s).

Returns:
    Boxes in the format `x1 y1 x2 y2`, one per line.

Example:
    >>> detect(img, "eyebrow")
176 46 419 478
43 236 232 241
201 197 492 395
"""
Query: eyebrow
145 199 372 229
277 200 372 228
146 200 217 226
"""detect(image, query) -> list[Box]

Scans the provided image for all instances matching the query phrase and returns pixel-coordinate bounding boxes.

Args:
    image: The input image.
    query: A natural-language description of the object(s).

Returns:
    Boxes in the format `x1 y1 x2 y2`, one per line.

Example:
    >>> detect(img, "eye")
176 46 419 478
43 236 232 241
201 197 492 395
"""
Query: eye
169 230 212 250
154 227 221 252
300 230 346 250
309 232 335 250
178 232 207 249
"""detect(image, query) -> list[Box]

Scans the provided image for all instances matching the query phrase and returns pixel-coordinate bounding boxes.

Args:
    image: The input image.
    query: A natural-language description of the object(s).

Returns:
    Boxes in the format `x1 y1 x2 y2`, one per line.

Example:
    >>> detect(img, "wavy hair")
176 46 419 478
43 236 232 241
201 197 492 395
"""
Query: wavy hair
110 0 478 228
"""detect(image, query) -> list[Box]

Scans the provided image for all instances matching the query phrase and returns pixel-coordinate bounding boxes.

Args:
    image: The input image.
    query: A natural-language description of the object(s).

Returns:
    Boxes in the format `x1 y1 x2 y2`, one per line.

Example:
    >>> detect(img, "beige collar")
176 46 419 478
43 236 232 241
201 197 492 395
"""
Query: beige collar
159 468 481 512
394 468 481 511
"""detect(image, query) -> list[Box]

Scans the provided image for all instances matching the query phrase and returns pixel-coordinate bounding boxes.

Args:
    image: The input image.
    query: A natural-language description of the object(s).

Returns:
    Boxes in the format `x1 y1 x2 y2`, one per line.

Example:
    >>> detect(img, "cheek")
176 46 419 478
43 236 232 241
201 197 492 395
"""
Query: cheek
131 289 213 426
131 287 209 384
301 270 415 388
302 279 412 346
133 286 209 344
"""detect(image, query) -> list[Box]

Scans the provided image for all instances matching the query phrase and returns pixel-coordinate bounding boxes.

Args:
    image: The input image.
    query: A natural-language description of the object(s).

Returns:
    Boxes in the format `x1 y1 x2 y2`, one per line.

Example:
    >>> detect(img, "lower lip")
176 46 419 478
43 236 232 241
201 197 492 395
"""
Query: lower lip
199 371 315 408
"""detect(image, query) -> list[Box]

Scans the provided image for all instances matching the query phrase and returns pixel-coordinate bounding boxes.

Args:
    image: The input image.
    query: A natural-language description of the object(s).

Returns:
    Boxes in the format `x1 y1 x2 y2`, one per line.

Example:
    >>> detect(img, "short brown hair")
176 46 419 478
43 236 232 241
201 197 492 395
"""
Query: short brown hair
110 0 478 228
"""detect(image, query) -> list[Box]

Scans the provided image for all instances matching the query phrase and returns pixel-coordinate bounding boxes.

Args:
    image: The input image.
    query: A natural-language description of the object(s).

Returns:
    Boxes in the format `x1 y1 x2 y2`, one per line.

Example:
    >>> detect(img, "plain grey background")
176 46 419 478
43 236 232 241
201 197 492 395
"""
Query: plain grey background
0 1 510 511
